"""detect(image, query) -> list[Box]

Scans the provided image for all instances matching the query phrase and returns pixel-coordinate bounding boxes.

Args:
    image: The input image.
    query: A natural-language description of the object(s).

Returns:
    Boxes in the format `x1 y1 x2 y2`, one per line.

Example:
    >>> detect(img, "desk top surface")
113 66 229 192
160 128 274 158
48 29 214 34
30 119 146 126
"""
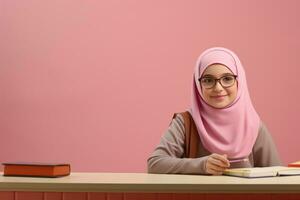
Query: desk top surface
1 172 300 193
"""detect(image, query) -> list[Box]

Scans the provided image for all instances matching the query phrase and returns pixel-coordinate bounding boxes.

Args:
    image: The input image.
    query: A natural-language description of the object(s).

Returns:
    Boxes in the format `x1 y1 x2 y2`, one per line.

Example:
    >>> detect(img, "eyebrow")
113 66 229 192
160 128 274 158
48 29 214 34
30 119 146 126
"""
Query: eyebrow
202 73 233 78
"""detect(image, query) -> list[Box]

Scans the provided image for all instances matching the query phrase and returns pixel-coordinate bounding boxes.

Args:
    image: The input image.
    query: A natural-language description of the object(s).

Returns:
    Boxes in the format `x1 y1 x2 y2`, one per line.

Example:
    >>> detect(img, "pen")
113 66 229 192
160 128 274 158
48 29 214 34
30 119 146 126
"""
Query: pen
229 158 249 163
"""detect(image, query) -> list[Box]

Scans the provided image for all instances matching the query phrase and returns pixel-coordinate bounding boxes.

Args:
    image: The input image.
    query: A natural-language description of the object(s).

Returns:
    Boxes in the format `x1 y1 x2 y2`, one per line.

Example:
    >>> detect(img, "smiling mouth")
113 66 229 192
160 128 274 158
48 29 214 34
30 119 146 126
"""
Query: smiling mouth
211 95 228 98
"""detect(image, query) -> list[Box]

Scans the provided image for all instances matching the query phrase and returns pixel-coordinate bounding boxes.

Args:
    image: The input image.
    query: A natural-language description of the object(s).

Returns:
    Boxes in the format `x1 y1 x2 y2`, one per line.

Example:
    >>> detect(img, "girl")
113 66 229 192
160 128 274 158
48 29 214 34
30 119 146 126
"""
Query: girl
147 47 281 175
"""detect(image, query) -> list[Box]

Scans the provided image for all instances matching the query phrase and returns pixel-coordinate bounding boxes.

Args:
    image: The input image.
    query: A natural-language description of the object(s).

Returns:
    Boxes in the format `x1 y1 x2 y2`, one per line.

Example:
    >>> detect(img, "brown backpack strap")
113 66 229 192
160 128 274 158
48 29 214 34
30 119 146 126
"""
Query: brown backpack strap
173 111 200 158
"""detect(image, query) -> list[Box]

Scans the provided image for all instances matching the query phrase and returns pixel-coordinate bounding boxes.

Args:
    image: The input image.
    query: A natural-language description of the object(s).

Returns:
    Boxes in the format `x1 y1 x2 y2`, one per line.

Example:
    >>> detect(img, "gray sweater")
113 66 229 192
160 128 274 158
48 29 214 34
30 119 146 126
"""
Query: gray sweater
148 114 281 174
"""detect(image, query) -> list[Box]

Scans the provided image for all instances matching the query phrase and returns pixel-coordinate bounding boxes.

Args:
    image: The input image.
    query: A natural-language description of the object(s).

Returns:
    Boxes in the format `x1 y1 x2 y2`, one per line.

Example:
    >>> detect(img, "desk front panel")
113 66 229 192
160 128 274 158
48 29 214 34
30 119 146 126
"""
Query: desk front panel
1 192 300 200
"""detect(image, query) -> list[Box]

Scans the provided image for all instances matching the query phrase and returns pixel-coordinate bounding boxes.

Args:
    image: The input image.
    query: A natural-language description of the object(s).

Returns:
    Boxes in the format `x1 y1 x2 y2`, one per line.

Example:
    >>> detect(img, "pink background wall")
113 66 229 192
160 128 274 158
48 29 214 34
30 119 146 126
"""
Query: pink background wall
0 0 299 172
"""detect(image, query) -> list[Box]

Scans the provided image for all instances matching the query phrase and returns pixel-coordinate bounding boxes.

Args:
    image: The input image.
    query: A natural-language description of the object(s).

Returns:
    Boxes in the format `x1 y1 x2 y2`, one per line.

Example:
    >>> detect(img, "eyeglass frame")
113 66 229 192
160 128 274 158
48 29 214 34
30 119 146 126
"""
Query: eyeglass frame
198 75 238 89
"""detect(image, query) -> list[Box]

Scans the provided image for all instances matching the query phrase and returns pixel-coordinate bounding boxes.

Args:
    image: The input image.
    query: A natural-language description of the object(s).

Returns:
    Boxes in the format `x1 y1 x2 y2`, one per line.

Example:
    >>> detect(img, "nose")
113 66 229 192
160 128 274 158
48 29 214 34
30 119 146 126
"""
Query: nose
213 81 223 92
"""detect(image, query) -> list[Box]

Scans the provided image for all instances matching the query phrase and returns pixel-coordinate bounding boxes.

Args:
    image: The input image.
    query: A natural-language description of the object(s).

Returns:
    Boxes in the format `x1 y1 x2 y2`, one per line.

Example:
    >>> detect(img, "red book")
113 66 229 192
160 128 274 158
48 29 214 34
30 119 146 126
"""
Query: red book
288 161 300 168
2 162 71 178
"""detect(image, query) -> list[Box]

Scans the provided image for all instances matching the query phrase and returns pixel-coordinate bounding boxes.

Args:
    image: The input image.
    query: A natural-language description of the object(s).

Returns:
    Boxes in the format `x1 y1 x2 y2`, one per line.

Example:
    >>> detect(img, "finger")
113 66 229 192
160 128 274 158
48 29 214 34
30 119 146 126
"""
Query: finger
206 160 227 172
206 157 228 174
211 153 229 163
222 154 230 167
208 163 227 172
211 154 230 167
208 164 227 175
207 167 223 175
209 157 229 168
205 155 229 174
210 159 227 168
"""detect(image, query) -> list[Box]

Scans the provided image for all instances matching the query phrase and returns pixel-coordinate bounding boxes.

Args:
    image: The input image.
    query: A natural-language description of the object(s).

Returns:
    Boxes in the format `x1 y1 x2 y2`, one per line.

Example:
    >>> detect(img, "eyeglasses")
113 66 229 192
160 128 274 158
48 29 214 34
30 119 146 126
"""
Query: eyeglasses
198 75 237 89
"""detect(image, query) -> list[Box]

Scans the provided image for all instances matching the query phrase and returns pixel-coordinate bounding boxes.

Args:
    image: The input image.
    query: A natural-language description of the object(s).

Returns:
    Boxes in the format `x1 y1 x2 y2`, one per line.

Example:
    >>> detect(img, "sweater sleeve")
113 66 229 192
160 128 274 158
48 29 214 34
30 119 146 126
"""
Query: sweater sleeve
252 122 282 167
147 114 209 174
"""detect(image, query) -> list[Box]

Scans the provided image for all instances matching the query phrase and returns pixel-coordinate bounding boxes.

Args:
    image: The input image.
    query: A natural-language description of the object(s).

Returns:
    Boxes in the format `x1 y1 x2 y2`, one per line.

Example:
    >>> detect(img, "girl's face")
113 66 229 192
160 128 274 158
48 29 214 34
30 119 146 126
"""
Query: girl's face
200 64 238 108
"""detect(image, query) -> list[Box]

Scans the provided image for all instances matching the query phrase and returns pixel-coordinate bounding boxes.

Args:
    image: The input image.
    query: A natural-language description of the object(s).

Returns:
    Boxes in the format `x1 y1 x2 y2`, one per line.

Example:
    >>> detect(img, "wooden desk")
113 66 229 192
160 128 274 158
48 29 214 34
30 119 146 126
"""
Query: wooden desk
0 172 300 200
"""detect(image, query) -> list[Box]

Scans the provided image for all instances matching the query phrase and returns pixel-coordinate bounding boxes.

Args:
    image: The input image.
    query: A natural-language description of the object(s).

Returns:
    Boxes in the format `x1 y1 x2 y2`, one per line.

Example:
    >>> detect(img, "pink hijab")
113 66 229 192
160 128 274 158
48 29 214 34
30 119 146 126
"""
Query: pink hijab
189 47 260 159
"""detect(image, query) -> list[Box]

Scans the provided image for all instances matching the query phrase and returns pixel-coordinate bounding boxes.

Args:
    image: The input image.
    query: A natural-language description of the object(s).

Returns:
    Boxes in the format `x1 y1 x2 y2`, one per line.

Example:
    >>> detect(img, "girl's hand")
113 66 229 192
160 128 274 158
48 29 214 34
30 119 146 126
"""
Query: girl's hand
205 153 230 175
